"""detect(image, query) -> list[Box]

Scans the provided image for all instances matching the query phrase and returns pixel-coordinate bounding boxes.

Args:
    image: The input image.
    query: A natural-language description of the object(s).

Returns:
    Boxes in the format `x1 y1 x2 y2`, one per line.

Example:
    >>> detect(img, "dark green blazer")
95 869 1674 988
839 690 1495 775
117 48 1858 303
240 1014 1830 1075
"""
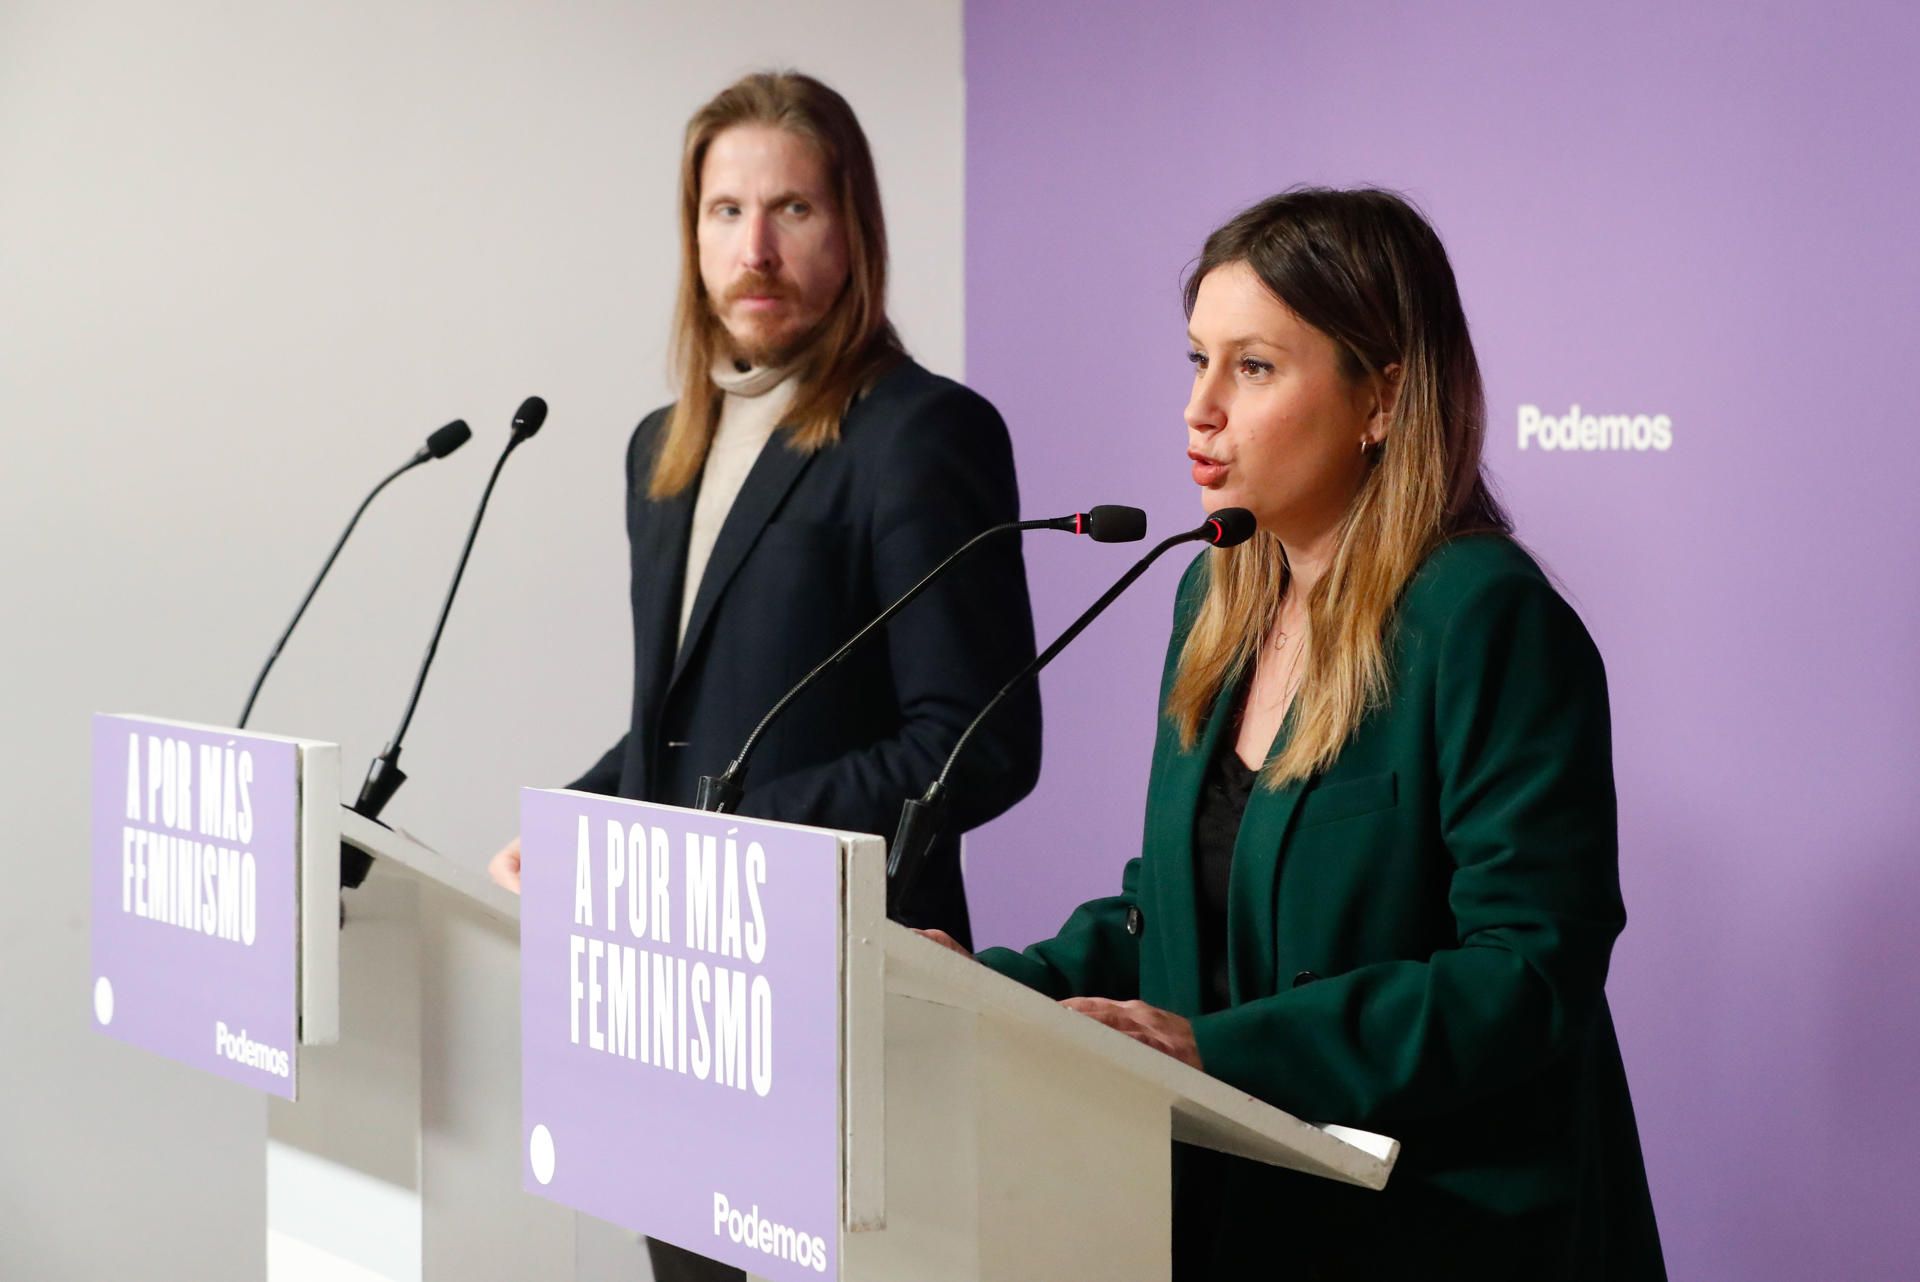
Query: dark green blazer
978 536 1665 1281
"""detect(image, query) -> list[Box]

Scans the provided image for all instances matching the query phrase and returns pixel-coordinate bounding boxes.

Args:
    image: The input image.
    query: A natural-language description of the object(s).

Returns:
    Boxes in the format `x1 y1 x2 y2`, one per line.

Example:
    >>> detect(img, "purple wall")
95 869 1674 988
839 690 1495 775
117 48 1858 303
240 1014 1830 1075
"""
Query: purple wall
962 2 1920 1276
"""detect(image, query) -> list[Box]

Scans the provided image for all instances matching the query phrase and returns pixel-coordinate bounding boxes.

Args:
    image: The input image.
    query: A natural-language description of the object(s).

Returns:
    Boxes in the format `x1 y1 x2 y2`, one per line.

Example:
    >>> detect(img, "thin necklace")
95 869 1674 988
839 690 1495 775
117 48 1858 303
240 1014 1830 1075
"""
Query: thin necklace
1258 625 1306 713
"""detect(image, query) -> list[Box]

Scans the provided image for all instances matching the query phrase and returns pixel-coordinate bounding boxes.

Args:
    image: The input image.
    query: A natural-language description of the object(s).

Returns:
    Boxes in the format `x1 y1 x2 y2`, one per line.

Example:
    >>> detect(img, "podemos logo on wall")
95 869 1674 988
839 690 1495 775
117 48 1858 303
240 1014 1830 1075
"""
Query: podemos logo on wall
1518 404 1672 452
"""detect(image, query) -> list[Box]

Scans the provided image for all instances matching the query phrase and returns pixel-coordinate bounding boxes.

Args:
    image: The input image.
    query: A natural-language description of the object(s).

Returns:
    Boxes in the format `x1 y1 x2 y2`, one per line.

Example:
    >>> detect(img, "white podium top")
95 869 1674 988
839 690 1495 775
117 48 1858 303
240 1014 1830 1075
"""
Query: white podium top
882 922 1398 1189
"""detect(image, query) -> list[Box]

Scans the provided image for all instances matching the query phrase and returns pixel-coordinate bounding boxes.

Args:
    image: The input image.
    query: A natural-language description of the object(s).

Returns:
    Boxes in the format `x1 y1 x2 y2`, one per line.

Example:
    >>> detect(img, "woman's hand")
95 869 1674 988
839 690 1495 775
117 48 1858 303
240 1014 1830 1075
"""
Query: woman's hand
488 836 522 894
912 936 1201 1069
913 928 972 957
1062 997 1203 1071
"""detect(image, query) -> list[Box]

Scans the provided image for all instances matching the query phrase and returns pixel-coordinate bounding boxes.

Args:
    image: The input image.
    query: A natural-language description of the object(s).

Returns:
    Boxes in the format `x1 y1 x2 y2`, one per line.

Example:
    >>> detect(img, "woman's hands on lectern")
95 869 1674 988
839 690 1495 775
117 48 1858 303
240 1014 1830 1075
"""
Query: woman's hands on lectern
1062 998 1202 1070
913 929 1203 1070
488 836 522 894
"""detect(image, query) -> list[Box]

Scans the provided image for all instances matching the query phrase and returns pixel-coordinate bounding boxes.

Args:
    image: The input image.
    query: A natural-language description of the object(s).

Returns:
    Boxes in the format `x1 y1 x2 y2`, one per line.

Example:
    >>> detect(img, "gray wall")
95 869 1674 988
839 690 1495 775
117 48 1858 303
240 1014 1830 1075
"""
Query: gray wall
0 3 964 1276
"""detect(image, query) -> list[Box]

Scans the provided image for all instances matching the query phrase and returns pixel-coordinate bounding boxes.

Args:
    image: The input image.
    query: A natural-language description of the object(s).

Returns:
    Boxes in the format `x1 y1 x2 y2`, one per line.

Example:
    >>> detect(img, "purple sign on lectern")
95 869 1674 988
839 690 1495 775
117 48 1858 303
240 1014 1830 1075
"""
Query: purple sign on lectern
90 714 300 1098
520 790 844 1279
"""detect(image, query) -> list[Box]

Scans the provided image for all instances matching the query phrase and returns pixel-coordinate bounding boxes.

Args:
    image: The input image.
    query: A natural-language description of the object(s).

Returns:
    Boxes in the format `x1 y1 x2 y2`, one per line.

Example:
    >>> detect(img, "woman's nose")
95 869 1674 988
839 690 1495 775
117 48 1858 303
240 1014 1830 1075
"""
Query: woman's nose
1185 371 1224 434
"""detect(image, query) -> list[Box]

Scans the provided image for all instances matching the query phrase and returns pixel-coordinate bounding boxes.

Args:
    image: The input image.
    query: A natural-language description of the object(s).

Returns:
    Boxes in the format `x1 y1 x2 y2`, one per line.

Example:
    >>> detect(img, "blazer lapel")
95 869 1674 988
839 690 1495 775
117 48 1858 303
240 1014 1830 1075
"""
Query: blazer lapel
632 482 695 743
1146 678 1237 1018
667 435 814 694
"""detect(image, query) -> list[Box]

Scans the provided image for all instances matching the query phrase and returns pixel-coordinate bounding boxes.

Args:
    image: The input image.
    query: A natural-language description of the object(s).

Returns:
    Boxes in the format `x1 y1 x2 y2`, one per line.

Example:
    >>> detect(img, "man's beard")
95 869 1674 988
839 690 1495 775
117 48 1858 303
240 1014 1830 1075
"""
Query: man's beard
726 319 821 370
716 273 828 369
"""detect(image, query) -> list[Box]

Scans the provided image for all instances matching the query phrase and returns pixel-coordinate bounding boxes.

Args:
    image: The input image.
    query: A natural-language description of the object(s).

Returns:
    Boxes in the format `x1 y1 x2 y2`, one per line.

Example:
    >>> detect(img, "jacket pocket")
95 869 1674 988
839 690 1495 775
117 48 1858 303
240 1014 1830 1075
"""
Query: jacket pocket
1293 770 1398 831
757 519 852 547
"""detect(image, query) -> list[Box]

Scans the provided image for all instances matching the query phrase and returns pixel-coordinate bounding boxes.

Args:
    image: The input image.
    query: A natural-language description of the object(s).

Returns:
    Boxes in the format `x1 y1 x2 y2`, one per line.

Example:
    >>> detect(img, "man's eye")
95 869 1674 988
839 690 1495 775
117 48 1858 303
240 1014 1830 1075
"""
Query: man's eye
786 201 810 216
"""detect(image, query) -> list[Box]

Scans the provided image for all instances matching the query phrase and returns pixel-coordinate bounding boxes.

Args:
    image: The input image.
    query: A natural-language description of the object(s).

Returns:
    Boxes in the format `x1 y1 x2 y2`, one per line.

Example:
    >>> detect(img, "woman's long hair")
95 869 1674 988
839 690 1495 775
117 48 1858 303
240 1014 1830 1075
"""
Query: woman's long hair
1168 188 1511 785
649 71 903 499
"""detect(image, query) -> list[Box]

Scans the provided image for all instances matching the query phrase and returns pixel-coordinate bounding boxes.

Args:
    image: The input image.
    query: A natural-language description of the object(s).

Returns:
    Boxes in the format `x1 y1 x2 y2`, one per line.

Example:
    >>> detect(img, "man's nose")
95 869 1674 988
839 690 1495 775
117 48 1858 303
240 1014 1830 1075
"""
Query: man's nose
743 212 779 274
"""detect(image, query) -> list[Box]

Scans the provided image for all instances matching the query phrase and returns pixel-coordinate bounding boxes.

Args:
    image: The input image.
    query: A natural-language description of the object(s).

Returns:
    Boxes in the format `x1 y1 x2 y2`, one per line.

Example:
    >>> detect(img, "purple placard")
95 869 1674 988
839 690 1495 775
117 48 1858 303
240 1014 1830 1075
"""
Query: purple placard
520 790 843 1278
90 714 301 1099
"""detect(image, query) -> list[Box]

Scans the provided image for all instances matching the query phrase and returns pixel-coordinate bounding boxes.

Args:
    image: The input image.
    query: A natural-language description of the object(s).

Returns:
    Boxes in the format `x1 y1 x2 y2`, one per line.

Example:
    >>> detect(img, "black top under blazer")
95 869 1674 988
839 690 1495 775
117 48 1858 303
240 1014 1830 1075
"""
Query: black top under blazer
567 357 1042 947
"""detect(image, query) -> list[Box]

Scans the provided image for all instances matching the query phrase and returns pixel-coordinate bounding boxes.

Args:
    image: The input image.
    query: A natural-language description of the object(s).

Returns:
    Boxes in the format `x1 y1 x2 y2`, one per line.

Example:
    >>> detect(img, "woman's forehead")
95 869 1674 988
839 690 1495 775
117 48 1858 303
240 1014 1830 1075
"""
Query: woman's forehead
1191 263 1312 346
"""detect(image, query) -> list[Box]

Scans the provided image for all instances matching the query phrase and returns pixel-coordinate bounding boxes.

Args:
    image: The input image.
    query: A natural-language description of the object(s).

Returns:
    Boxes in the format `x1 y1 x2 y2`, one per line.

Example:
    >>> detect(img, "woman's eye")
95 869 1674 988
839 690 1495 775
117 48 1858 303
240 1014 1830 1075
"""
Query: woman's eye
1239 357 1272 376
1186 350 1207 371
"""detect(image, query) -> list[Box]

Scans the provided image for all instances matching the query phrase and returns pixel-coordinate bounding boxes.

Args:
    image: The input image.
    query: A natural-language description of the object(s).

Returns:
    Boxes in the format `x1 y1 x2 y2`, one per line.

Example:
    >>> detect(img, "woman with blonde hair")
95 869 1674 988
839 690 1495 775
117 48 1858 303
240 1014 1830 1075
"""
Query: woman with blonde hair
925 188 1665 1279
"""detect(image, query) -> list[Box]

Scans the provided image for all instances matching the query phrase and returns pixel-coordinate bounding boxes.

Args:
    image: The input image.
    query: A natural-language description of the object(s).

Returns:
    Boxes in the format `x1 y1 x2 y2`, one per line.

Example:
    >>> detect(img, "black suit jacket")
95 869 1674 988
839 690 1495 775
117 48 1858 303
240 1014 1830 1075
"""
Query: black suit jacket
568 357 1041 946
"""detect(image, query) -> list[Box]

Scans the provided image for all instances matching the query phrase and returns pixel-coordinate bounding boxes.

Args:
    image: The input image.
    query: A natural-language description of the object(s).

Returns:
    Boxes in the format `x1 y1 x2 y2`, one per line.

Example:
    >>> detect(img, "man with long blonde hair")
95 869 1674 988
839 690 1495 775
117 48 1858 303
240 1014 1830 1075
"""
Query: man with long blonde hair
489 71 1041 1281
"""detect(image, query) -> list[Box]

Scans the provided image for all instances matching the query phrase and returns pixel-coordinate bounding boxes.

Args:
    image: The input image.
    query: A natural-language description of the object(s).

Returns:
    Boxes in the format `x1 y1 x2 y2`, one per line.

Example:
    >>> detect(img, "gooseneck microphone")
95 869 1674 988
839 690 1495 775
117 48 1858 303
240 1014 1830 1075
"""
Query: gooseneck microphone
237 420 472 729
887 507 1257 912
694 505 1148 814
344 396 547 887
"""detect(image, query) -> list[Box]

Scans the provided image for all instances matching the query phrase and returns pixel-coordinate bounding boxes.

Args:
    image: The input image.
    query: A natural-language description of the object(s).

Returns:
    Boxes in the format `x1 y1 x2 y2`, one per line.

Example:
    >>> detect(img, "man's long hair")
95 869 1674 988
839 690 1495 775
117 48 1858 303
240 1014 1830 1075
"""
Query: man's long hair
1168 188 1511 786
649 71 903 499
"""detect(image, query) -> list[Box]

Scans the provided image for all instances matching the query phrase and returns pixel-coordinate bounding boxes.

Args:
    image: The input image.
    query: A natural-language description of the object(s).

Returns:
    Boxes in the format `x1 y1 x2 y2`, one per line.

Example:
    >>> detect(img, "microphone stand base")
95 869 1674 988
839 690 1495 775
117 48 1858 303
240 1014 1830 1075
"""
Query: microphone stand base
695 771 744 814
343 749 407 889
886 789 947 920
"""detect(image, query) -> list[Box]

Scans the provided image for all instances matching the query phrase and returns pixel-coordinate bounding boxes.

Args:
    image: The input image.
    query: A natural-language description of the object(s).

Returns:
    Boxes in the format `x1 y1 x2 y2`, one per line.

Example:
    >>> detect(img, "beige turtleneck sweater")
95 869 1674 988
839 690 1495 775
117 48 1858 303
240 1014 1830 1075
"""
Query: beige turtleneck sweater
677 357 797 647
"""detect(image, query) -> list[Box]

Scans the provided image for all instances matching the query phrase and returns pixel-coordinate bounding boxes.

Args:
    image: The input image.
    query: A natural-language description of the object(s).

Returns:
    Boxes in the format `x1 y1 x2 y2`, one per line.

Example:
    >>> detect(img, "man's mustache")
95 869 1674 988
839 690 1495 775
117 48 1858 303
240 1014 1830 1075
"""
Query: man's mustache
723 272 798 305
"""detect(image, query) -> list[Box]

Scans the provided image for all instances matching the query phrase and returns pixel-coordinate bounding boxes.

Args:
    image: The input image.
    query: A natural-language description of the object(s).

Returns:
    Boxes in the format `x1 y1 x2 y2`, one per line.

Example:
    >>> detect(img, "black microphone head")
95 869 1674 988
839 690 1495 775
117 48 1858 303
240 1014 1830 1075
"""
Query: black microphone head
511 396 548 439
424 420 471 459
1203 507 1257 547
1085 505 1148 543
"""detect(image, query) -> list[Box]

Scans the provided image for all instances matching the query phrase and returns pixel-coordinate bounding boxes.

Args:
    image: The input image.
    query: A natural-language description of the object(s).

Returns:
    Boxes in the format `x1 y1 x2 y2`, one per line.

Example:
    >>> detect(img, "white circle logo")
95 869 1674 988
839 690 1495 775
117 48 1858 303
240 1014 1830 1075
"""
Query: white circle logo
94 977 114 1026
529 1124 556 1185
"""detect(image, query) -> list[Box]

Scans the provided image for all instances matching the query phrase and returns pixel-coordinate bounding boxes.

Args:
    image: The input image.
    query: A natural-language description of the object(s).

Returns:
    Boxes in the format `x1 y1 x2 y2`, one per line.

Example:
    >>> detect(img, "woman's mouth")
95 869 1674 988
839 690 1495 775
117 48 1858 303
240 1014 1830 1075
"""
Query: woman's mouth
1189 452 1228 487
